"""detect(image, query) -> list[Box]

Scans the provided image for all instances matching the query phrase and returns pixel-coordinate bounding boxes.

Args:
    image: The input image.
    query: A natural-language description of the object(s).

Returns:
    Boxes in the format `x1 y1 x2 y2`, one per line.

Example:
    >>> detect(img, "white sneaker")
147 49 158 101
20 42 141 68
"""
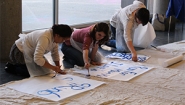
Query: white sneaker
101 45 116 51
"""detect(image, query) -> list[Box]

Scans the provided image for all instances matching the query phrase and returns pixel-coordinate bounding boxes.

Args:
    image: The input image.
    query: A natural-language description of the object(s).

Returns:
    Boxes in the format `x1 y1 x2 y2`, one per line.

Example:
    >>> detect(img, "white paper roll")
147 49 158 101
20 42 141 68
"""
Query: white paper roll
162 55 184 67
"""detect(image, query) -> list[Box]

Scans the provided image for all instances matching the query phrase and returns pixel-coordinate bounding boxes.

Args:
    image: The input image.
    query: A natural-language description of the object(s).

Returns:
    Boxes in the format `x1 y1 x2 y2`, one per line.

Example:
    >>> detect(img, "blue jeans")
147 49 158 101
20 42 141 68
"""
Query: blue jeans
105 25 116 48
106 40 116 48
61 43 84 67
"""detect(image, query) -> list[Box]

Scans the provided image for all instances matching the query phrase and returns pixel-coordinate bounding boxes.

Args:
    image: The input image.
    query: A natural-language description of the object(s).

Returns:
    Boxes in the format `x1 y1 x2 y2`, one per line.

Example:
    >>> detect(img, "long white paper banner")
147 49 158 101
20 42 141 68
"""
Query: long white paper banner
73 61 154 81
105 52 150 62
6 74 105 101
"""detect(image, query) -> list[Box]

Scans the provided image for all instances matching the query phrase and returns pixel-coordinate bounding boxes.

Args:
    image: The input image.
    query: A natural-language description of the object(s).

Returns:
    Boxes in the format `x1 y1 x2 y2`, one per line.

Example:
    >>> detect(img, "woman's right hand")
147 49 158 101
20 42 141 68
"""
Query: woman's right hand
53 66 66 74
91 61 101 66
53 66 62 72
84 62 91 69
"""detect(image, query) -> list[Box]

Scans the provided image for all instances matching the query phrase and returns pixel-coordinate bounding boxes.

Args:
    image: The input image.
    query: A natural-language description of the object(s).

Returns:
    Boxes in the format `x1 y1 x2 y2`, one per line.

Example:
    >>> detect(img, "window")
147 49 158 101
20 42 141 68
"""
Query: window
58 0 120 26
22 0 120 31
22 0 52 31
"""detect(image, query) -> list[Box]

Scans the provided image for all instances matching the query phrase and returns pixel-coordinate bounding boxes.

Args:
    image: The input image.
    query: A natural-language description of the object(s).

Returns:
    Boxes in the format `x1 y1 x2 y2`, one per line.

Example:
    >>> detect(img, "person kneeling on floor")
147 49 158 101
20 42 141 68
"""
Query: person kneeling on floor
106 0 150 62
61 22 109 70
5 24 73 77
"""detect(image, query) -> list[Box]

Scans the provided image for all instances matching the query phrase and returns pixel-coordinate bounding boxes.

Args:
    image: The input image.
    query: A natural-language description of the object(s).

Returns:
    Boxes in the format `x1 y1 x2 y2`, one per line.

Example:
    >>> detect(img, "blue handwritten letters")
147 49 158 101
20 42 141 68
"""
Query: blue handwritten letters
105 52 150 62
74 61 153 81
7 74 105 101
37 83 91 98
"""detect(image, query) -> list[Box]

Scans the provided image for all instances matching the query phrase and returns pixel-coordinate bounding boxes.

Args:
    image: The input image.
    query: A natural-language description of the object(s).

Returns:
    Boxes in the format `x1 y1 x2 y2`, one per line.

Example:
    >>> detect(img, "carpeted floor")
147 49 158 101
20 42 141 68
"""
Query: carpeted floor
0 22 184 85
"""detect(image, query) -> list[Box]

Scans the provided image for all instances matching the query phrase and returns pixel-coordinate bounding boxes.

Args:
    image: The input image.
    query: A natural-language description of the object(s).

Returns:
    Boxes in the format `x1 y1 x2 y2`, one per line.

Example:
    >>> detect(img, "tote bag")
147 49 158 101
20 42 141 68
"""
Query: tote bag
152 13 165 31
133 22 156 48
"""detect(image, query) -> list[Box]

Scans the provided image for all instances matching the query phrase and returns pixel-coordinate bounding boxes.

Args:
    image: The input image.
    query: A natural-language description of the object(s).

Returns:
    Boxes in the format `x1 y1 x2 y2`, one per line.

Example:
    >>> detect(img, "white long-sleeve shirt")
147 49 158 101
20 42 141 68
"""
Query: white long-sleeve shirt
110 0 145 42
15 29 59 66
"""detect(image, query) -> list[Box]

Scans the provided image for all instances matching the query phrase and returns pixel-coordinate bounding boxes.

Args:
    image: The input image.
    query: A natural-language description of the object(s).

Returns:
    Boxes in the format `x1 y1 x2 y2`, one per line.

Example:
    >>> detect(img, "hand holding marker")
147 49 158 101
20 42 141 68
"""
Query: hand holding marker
74 64 91 77
52 65 66 78
85 62 90 77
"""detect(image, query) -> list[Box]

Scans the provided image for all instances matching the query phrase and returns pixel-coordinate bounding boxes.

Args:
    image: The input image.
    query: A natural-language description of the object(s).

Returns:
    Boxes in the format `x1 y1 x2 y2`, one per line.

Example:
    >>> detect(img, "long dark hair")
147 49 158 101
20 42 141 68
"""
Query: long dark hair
52 24 73 37
90 22 109 45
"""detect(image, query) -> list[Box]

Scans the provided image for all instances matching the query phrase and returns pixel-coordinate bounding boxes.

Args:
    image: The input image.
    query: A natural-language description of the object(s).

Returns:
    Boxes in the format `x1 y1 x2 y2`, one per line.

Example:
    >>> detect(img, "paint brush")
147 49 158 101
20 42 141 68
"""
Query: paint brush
151 45 161 51
151 45 166 52
151 45 159 50
86 68 90 77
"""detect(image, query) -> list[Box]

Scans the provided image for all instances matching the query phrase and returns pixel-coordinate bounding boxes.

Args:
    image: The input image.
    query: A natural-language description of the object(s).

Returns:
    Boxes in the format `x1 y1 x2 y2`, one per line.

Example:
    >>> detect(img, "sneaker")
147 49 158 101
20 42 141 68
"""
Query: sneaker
5 62 30 77
4 62 17 74
101 45 116 51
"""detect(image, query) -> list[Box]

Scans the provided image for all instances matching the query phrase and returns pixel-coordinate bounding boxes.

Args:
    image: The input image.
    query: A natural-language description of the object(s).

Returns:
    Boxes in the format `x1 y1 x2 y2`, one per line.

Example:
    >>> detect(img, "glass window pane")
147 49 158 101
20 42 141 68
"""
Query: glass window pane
58 0 120 25
22 0 52 31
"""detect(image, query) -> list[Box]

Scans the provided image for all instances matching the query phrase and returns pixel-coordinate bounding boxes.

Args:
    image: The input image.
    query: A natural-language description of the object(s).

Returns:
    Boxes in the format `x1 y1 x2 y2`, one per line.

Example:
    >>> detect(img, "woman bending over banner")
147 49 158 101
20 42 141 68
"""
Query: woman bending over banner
61 22 109 70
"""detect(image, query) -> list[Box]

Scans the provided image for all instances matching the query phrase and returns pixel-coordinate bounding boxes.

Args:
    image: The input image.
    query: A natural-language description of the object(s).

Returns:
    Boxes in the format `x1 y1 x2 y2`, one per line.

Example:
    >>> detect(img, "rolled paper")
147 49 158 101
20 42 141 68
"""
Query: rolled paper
162 55 183 67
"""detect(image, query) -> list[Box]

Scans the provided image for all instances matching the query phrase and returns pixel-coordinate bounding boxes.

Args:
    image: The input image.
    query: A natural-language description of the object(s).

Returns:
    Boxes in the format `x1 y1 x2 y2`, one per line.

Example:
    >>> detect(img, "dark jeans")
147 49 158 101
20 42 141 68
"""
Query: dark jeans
61 43 85 68
9 43 25 64
7 44 30 77
15 64 30 77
